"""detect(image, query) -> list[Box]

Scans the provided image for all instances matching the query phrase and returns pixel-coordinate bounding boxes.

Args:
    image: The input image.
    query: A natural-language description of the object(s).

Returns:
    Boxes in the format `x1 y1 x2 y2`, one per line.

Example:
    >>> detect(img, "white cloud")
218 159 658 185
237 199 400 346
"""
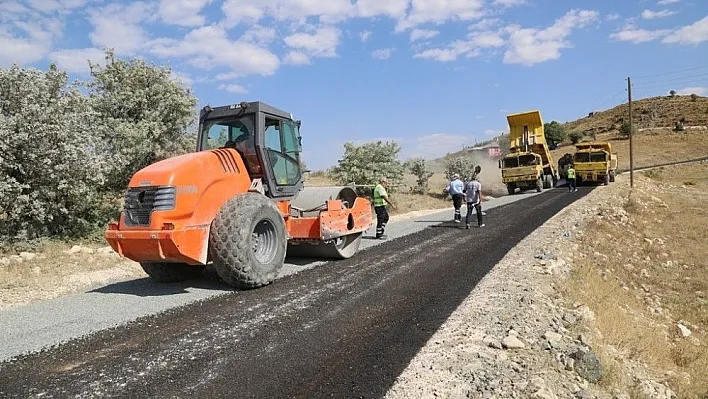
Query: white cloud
354 0 408 18
469 18 500 31
372 48 394 60
606 13 620 21
219 83 248 94
662 16 708 45
503 9 599 66
360 30 372 42
475 115 484 119
0 2 68 66
220 0 352 27
395 0 486 32
284 51 311 65
0 34 52 66
609 25 670 43
284 26 341 58
88 2 157 55
414 29 504 61
158 0 214 27
240 25 277 46
171 71 194 87
492 0 528 8
410 29 439 42
676 87 707 96
657 0 679 4
48 47 105 73
641 9 676 20
150 25 280 77
25 0 89 14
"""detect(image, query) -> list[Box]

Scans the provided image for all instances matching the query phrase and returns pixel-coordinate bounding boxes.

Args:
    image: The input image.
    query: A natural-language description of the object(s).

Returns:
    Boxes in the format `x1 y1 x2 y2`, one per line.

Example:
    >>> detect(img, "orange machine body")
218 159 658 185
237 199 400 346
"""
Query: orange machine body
104 148 373 266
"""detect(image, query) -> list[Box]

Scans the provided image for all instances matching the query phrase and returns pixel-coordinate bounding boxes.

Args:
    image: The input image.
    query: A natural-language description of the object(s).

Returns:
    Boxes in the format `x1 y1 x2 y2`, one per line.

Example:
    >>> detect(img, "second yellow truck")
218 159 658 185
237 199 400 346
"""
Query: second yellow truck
572 141 618 185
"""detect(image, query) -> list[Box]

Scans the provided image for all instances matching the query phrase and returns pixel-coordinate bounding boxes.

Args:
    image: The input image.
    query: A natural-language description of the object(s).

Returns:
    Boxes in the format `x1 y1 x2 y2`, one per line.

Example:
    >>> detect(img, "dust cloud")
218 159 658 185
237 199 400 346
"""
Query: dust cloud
474 155 507 198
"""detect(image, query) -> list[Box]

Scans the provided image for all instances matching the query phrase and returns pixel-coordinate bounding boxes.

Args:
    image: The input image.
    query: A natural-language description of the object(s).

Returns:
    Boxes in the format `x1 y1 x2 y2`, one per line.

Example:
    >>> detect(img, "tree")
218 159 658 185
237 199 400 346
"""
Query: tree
544 121 567 147
669 90 676 97
87 50 198 193
568 131 583 144
404 157 434 194
618 122 635 139
674 121 684 131
444 157 477 182
0 64 110 242
330 141 405 189
691 93 698 102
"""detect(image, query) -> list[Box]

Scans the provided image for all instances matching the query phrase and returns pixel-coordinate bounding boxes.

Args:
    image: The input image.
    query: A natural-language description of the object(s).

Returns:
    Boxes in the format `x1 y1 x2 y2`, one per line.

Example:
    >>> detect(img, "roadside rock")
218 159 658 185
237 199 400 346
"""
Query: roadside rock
544 331 563 348
677 323 692 338
65 245 82 254
502 335 526 349
19 252 37 261
638 379 676 399
483 335 502 349
570 348 603 383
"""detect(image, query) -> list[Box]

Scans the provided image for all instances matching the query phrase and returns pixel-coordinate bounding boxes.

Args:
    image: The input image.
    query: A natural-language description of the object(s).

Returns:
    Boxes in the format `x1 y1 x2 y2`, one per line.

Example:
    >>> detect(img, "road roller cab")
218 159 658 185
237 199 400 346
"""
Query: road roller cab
105 101 374 289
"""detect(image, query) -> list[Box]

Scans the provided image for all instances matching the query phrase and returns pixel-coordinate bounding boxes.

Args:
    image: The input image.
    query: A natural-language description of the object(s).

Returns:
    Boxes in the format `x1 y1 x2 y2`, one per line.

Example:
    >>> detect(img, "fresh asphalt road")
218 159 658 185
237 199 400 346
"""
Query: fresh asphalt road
0 184 564 363
0 184 593 398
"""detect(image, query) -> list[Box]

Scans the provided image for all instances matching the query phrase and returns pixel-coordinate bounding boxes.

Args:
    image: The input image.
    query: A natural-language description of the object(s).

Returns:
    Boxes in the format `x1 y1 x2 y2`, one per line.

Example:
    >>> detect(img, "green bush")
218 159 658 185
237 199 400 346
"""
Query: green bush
568 131 583 144
404 157 434 194
444 157 477 181
330 140 405 190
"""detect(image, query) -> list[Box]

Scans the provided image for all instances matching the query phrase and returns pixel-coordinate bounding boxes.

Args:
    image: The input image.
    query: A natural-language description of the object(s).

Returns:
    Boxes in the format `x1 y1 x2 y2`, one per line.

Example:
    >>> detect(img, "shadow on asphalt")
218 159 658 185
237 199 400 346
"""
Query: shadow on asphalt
89 266 234 297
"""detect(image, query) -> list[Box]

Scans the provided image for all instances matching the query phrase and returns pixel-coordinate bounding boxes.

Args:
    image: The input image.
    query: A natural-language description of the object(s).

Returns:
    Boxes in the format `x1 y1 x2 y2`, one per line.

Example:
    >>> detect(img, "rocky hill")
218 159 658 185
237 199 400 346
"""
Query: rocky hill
563 94 708 135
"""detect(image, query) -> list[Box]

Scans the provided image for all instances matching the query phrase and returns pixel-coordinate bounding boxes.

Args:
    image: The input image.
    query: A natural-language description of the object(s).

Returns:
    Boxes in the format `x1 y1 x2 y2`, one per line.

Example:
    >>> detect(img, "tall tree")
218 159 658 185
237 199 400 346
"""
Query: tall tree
88 50 198 192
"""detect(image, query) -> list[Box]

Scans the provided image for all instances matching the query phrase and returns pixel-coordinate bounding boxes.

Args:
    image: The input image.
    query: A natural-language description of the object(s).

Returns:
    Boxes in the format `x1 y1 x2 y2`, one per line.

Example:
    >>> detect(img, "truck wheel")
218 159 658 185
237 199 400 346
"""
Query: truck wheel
140 262 206 282
209 192 287 289
536 177 543 192
506 183 515 195
603 174 610 185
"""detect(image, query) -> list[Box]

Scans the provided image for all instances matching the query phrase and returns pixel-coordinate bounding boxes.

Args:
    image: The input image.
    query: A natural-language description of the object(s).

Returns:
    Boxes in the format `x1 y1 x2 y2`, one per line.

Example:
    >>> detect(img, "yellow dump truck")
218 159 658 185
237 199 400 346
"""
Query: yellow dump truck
573 141 618 185
499 110 558 195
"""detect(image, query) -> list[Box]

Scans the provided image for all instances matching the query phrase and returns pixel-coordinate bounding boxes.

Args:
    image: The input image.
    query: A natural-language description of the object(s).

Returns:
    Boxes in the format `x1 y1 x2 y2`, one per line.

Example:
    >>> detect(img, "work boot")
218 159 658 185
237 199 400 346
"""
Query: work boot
465 224 470 229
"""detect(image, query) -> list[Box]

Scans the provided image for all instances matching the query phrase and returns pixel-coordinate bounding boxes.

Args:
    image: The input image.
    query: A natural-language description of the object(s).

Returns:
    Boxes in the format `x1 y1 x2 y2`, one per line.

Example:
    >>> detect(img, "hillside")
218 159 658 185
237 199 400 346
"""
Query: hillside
435 94 708 167
562 94 708 135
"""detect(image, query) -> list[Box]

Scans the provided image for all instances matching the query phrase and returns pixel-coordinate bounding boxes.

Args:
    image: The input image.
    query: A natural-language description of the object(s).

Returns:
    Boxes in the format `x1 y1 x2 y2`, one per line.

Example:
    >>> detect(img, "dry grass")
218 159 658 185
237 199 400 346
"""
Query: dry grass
559 162 708 398
0 242 143 309
563 94 708 135
550 128 708 172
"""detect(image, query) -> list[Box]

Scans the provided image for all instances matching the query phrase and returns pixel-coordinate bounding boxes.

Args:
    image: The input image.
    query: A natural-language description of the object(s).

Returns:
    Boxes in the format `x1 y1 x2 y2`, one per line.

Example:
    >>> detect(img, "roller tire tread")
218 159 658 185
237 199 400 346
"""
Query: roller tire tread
209 193 286 289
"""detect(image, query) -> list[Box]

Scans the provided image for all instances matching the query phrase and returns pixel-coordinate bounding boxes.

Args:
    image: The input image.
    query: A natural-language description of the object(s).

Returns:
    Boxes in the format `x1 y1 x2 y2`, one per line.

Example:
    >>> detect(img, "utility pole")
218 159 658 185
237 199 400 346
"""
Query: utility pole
628 76 634 188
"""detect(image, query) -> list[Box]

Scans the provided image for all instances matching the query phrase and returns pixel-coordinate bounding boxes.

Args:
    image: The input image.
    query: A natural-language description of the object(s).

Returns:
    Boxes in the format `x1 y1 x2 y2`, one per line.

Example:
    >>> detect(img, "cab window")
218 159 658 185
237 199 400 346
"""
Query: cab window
264 118 301 186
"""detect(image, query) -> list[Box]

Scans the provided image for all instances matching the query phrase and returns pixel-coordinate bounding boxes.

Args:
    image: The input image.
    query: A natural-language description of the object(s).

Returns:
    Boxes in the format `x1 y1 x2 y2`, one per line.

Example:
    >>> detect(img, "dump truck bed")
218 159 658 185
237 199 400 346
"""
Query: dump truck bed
506 110 556 176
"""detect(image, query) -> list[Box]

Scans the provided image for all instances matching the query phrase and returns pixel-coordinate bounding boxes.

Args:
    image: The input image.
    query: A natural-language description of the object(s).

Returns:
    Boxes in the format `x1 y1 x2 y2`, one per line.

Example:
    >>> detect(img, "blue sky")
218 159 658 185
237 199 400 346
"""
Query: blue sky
1 0 707 170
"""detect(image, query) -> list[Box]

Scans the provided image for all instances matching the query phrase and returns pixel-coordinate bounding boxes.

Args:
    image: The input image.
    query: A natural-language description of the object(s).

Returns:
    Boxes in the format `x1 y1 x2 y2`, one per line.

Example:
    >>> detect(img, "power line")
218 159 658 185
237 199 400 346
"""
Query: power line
633 64 708 79
634 72 708 86
633 78 708 91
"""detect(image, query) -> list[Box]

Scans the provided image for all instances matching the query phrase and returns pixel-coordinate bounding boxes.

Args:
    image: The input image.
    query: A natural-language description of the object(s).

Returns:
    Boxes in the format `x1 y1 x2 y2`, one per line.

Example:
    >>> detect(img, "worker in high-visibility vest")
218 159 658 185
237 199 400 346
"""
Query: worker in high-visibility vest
567 164 577 192
373 177 395 239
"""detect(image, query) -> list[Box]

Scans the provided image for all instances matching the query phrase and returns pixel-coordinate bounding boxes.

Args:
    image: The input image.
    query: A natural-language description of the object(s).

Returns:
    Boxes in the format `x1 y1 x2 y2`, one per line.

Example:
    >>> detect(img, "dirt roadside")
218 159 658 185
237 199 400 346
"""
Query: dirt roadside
385 162 707 399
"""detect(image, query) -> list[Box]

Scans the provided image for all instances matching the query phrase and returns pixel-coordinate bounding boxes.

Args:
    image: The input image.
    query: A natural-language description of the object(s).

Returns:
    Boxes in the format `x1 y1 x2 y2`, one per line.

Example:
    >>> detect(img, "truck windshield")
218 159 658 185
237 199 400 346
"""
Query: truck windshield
590 151 607 162
503 157 519 168
574 152 590 163
519 154 537 166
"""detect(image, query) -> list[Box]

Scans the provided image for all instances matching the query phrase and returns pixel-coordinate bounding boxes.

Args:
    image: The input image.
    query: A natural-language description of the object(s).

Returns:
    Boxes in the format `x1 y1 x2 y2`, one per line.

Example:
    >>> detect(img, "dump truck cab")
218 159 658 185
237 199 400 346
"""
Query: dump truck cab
105 101 373 289
500 110 557 195
572 141 618 185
